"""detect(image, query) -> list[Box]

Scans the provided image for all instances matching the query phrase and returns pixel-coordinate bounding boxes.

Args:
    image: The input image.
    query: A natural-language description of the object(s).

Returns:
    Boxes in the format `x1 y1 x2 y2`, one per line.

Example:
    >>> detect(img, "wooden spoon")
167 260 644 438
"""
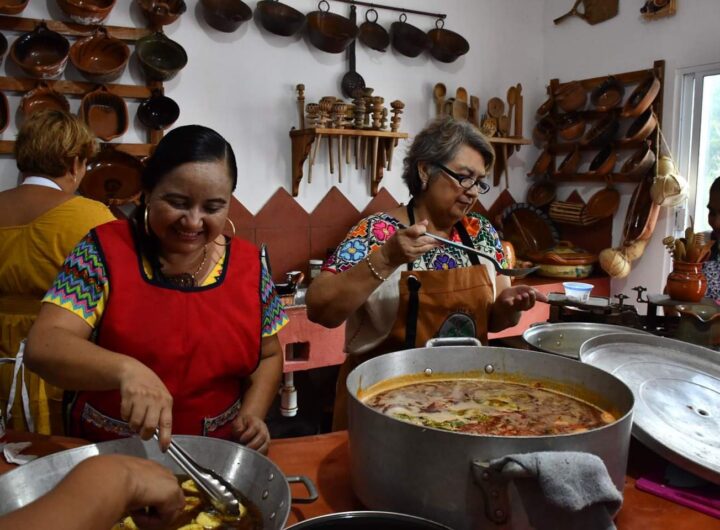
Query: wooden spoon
456 86 468 103
506 86 517 136
433 82 446 117
470 96 480 127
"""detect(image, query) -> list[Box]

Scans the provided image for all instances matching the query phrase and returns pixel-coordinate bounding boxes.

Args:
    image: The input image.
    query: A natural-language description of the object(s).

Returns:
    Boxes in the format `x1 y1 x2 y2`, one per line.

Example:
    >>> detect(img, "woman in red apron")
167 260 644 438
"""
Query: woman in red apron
25 126 285 453
306 117 546 429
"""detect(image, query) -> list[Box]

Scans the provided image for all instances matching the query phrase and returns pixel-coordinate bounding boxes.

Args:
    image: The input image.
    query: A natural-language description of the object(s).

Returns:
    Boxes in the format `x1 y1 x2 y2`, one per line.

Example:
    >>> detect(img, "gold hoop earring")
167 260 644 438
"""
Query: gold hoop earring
144 206 150 236
215 218 236 246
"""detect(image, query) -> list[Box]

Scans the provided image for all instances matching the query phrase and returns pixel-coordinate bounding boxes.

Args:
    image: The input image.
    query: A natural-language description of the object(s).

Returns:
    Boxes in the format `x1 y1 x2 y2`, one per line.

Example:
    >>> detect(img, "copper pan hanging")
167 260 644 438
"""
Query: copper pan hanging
390 13 429 58
427 18 468 63
358 8 389 52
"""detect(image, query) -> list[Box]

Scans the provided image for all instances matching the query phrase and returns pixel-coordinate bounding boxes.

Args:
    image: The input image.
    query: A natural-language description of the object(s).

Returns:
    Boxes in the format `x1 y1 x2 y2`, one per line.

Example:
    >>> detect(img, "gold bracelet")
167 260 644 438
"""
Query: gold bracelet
365 255 388 282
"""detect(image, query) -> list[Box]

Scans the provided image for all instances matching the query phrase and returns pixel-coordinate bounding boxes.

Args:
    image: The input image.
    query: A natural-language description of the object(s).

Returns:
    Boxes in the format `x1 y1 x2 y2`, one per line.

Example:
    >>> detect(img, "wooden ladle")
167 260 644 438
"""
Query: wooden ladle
433 82 446 117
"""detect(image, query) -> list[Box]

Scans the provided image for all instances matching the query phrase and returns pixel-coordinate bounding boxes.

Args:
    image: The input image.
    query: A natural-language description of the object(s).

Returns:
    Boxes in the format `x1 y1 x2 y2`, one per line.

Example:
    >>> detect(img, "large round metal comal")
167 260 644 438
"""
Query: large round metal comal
346 339 635 530
0 436 294 529
523 322 651 359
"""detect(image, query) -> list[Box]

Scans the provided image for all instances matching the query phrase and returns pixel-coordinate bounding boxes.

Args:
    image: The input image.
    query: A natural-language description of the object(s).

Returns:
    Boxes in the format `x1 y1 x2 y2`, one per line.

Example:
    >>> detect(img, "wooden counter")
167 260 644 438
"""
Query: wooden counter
0 430 717 528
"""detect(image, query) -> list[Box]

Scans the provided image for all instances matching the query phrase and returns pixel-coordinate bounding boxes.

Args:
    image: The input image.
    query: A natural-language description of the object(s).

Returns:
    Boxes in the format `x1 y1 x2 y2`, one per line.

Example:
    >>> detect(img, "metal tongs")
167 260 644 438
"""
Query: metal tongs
397 223 539 277
153 432 241 517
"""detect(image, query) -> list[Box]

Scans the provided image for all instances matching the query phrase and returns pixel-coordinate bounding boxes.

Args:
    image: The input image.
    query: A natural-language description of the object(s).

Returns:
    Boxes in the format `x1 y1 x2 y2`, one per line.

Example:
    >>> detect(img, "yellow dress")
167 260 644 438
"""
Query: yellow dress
0 196 115 434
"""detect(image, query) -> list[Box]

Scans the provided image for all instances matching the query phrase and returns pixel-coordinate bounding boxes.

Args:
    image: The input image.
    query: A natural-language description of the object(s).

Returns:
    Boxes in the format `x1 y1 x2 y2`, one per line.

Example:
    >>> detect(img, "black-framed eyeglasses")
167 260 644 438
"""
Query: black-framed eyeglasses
434 163 490 194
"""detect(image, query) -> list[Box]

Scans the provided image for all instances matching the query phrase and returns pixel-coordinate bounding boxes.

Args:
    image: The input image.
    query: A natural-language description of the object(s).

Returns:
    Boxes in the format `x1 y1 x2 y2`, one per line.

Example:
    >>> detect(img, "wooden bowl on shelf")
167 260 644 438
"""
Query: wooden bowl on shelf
135 31 188 81
528 149 553 177
57 0 116 24
81 146 144 206
621 74 661 118
620 142 656 176
20 82 70 117
624 108 657 142
536 96 554 118
587 145 617 177
580 114 619 147
137 89 179 130
70 27 130 83
10 22 70 79
533 116 556 143
79 85 129 142
137 0 187 27
0 0 29 15
556 112 585 141
590 76 625 111
558 146 581 175
554 81 587 112
527 179 557 208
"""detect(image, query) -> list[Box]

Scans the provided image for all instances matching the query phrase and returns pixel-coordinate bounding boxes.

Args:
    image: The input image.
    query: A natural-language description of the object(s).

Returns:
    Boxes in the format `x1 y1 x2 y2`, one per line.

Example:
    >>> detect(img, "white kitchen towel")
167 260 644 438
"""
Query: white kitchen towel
489 451 623 530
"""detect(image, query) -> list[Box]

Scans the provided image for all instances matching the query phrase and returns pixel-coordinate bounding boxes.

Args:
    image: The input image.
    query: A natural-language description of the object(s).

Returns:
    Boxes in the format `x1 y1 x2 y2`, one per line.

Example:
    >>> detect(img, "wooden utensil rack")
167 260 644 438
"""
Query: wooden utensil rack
290 127 408 196
0 14 162 157
542 59 665 183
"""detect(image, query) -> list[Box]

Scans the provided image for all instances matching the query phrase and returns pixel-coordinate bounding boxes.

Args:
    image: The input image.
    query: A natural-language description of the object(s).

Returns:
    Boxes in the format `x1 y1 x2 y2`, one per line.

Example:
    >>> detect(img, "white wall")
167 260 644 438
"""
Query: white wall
0 0 545 216
541 0 720 299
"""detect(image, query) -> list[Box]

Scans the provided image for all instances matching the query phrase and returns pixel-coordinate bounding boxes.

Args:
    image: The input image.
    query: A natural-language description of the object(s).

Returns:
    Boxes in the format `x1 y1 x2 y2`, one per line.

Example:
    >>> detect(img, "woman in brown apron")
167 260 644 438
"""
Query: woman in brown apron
306 117 546 429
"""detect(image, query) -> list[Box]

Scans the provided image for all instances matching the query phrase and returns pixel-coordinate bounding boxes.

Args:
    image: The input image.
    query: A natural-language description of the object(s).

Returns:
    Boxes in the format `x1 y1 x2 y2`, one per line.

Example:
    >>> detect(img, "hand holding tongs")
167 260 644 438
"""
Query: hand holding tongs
153 432 241 517
397 223 539 278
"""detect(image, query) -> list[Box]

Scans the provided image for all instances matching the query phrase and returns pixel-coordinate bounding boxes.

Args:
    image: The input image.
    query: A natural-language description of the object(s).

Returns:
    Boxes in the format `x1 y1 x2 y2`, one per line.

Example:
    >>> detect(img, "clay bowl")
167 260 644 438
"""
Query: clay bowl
556 112 586 141
580 114 619 147
0 91 9 133
57 0 116 24
527 148 553 177
591 76 625 112
256 0 305 37
137 88 179 130
558 147 581 175
554 81 587 112
202 0 251 32
79 85 129 141
135 31 187 81
81 147 144 206
390 17 429 58
11 23 70 79
427 22 469 63
527 179 557 208
624 107 657 142
587 144 617 177
307 9 358 54
70 28 130 83
620 141 656 176
138 0 187 27
533 116 556 144
0 0 29 15
535 96 554 118
20 82 70 117
621 74 661 118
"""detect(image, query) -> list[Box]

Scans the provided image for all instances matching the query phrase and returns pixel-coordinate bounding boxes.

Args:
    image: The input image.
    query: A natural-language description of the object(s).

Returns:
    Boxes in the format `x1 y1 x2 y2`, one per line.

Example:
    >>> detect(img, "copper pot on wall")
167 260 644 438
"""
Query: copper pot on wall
306 1 358 54
201 0 252 33
427 18 468 63
256 0 306 37
390 13 429 58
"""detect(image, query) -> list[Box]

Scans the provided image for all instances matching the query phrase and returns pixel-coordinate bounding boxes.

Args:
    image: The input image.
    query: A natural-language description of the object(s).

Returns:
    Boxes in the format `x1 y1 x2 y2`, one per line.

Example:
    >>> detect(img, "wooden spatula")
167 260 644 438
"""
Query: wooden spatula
554 0 619 25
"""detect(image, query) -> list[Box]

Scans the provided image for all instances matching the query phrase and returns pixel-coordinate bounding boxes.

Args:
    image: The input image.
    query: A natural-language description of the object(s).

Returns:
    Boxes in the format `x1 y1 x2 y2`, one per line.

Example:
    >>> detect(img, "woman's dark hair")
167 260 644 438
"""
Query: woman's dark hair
710 175 720 196
132 125 237 286
142 125 237 192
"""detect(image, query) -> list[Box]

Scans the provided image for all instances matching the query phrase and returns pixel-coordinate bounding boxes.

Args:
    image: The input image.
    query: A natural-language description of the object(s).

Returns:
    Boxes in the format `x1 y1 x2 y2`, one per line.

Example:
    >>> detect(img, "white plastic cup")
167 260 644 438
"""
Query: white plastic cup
309 259 323 280
563 282 594 303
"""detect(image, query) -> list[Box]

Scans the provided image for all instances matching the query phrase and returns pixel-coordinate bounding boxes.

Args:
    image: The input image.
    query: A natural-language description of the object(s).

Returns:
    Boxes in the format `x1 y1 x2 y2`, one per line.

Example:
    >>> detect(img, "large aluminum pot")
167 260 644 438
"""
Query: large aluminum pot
347 338 634 530
523 322 651 359
0 435 317 528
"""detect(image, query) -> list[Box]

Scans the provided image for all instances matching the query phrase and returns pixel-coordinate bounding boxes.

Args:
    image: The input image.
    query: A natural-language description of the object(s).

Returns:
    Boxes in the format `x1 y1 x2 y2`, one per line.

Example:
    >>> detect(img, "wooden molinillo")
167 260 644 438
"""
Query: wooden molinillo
290 84 409 197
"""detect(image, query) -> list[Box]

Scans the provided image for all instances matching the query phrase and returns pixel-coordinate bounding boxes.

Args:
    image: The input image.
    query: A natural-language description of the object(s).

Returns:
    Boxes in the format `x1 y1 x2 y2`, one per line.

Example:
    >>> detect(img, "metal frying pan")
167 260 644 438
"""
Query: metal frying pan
554 0 619 25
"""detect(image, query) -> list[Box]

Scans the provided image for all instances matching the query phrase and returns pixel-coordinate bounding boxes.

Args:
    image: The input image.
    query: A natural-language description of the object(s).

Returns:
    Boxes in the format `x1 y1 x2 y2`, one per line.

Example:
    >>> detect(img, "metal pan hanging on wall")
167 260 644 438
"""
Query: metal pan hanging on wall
390 13 429 58
256 0 306 37
201 0 252 33
358 8 389 52
427 18 468 63
306 0 358 54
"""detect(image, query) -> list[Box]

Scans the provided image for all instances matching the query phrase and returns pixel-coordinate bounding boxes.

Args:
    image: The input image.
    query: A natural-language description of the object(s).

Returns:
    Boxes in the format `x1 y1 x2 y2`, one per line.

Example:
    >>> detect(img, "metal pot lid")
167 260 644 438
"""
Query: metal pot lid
523 322 649 359
579 332 720 485
286 511 452 529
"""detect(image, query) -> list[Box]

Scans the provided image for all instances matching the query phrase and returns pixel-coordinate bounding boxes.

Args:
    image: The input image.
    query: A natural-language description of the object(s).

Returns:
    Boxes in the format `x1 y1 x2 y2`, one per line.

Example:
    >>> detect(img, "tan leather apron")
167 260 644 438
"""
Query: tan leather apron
332 209 495 430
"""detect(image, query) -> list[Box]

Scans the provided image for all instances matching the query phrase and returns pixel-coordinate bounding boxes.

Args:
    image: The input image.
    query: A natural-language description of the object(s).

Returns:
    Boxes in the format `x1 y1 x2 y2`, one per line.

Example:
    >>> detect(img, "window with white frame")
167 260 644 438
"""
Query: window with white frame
676 64 720 233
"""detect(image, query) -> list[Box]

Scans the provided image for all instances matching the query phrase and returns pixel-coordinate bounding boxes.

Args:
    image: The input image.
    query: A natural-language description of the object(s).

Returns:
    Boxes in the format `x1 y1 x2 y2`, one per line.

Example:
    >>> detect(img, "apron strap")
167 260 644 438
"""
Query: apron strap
404 275 422 349
0 339 35 432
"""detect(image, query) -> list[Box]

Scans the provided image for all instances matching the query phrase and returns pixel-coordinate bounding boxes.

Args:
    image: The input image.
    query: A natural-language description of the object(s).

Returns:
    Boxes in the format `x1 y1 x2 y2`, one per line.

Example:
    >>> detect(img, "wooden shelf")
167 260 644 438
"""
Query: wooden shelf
0 76 153 99
0 140 154 157
0 14 152 42
290 127 409 197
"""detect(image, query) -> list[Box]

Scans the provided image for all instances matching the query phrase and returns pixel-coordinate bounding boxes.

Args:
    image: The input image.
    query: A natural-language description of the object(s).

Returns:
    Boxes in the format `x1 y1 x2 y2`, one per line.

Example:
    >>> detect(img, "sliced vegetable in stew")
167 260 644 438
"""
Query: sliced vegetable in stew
363 379 615 436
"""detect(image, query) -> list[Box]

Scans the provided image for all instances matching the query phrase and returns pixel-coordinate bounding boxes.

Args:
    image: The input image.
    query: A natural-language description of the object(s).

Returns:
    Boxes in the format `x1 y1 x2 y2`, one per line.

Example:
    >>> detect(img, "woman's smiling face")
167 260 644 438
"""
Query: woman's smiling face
146 160 233 255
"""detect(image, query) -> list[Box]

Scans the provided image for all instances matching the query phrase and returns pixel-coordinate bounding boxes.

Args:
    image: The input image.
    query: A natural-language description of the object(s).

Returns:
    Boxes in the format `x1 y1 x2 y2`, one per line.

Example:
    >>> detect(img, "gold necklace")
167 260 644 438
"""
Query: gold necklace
161 245 208 288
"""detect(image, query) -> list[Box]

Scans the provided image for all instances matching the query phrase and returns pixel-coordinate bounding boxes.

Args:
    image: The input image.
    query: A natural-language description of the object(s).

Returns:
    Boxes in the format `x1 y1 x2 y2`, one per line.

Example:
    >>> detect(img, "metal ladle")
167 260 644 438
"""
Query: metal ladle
152 432 241 517
397 223 539 277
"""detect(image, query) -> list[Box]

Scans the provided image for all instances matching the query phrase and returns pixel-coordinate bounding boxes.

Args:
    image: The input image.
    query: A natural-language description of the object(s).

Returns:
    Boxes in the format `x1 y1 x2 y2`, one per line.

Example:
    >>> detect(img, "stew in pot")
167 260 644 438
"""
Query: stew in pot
362 378 615 436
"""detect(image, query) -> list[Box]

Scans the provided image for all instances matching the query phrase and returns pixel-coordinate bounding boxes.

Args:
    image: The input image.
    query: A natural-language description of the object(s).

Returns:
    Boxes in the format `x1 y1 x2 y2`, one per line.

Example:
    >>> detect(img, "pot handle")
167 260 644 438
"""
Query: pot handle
287 475 319 504
425 337 483 348
470 460 511 524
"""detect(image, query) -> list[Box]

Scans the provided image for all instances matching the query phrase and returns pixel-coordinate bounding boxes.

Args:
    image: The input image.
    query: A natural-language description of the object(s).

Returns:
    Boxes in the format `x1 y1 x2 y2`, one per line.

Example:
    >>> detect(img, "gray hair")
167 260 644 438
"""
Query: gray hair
401 117 495 197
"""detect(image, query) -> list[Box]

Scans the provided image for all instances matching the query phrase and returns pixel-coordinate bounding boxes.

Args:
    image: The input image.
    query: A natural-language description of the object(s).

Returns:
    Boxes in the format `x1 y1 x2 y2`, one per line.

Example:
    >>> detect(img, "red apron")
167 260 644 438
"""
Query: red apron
69 220 261 442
